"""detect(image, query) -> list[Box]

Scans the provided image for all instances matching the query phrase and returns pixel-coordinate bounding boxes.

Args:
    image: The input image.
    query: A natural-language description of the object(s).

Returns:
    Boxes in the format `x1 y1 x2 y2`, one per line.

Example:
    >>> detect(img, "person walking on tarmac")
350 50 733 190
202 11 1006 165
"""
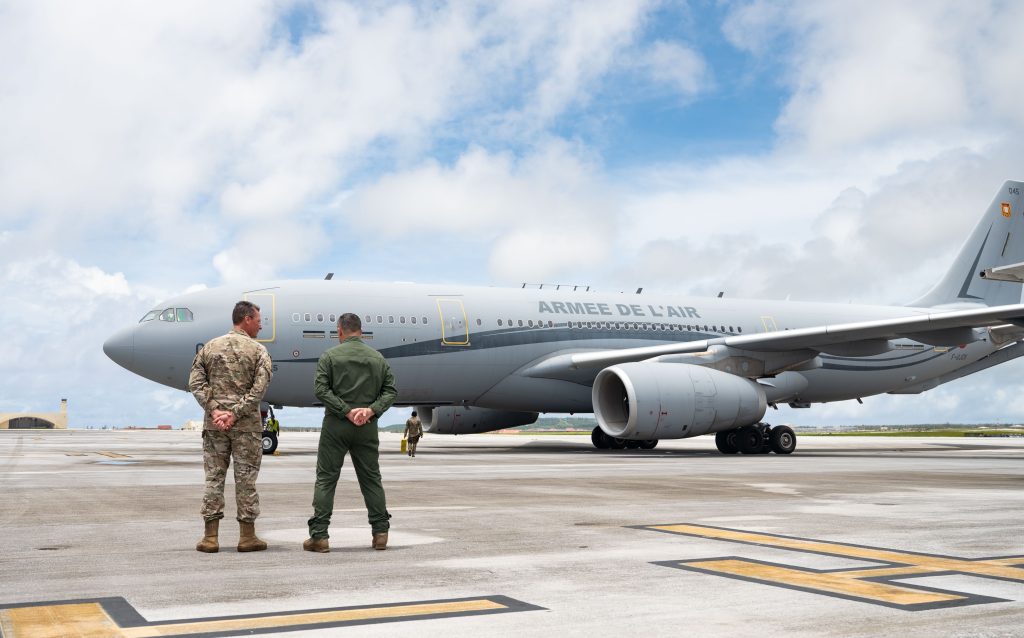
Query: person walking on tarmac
189 300 273 553
304 313 398 552
403 411 423 457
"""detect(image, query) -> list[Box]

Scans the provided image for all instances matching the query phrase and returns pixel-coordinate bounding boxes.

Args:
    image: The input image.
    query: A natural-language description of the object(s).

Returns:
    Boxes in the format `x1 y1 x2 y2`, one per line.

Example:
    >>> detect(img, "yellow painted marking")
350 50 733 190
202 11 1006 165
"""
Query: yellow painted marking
652 524 1024 580
436 299 470 346
96 451 131 458
838 566 934 578
243 292 276 343
0 602 120 638
0 598 516 637
121 600 504 637
647 523 1024 609
687 559 963 606
760 316 778 333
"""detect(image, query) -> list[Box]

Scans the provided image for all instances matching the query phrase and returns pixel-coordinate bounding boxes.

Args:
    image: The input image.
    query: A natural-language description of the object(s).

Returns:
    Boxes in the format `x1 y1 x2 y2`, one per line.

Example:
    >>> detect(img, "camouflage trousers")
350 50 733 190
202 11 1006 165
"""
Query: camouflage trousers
201 429 262 523
407 435 420 456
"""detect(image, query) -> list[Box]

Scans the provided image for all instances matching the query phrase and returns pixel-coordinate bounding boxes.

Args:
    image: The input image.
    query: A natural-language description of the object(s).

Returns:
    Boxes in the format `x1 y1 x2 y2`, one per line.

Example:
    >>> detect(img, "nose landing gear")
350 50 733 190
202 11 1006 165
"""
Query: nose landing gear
260 406 280 455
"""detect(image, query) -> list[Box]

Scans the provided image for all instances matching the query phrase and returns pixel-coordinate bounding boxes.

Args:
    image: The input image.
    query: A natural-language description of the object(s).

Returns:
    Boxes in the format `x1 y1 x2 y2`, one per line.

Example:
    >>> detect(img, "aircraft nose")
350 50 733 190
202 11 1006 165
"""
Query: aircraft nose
103 326 135 370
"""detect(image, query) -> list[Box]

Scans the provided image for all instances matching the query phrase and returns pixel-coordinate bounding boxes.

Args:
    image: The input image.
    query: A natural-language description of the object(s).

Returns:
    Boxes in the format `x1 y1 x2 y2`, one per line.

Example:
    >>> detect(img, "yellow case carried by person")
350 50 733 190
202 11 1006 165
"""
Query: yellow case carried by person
400 438 407 453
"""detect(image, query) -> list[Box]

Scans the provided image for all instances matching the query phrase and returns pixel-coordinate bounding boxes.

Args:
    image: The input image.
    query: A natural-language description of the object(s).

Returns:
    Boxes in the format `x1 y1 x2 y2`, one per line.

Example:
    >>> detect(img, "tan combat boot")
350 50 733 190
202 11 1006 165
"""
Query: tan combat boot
372 531 388 550
196 519 219 553
303 537 329 553
237 521 267 552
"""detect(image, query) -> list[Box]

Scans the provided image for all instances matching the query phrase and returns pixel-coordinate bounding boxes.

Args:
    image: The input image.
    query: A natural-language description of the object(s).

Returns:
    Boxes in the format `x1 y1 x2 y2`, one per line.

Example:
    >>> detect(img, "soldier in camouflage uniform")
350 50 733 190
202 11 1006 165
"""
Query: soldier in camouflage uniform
403 411 423 457
188 300 273 553
304 313 397 553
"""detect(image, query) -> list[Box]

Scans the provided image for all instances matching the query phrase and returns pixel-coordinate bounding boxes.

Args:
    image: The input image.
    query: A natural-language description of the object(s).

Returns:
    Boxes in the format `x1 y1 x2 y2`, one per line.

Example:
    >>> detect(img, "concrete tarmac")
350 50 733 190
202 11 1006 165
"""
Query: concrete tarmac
0 430 1022 637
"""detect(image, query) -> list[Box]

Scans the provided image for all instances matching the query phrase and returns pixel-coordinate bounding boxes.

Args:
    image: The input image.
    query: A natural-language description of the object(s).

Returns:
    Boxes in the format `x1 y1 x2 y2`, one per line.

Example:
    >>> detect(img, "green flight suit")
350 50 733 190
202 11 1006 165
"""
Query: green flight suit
309 336 398 538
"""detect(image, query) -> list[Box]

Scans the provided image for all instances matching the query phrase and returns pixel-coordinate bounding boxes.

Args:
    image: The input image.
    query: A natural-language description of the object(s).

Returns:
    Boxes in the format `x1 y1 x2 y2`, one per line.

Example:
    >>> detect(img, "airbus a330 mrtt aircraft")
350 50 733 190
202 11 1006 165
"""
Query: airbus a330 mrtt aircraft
105 181 1024 455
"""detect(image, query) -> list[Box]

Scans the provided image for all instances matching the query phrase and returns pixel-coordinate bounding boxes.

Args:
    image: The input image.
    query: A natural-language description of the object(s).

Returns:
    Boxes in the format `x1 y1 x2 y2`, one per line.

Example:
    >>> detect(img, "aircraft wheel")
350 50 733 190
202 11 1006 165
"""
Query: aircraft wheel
591 427 610 449
735 426 763 454
608 436 627 450
261 431 278 455
715 430 739 454
624 440 642 449
639 440 658 450
769 425 797 455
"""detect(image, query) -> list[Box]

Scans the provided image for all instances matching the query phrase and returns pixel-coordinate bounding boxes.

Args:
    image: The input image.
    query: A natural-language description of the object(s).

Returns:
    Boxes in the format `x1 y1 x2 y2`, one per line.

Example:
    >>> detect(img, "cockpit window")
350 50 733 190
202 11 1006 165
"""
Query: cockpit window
142 307 194 323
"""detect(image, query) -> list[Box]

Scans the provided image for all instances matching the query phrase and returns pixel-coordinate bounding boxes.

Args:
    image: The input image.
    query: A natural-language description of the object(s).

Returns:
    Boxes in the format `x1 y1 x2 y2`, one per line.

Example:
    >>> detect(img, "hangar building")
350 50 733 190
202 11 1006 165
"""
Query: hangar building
0 399 69 429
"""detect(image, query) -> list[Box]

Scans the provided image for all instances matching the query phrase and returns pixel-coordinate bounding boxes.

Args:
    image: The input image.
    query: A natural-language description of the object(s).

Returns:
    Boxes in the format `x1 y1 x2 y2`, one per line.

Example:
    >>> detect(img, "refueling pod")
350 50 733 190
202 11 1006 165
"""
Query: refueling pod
417 406 539 434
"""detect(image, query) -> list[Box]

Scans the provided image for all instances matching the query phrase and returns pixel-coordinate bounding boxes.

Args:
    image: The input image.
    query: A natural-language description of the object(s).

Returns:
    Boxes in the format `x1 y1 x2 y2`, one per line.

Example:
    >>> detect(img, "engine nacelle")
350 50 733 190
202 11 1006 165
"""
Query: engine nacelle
593 362 767 440
416 406 539 434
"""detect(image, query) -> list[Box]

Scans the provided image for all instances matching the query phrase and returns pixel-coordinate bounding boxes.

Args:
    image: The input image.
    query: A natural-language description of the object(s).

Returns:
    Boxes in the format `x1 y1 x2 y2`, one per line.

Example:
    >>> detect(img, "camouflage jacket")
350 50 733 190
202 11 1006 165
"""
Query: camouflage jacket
314 336 397 425
404 417 423 438
189 328 273 432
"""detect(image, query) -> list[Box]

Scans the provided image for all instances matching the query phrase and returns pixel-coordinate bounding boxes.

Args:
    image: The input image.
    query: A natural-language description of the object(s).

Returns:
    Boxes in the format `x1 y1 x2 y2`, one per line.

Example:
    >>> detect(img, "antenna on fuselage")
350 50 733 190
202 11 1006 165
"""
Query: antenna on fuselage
325 273 334 280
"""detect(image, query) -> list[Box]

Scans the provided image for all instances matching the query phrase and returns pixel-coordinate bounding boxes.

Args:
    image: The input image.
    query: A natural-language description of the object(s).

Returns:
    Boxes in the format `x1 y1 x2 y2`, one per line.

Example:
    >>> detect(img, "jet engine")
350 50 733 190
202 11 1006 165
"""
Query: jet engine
416 406 539 434
592 362 766 440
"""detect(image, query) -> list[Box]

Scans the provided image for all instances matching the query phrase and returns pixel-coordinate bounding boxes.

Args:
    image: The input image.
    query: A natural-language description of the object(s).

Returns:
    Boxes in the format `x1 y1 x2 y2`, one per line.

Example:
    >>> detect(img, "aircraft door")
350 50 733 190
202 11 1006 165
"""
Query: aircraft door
436 299 470 346
244 292 277 343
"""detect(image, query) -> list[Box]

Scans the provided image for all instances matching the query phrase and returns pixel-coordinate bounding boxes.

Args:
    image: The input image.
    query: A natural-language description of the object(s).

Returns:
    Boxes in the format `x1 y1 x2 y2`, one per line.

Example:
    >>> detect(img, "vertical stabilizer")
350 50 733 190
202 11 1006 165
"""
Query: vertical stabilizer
911 180 1024 308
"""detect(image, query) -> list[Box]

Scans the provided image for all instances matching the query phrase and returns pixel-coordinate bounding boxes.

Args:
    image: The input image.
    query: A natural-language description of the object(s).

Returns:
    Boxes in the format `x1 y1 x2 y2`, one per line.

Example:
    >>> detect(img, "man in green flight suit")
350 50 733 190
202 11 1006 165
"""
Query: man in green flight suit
304 312 398 552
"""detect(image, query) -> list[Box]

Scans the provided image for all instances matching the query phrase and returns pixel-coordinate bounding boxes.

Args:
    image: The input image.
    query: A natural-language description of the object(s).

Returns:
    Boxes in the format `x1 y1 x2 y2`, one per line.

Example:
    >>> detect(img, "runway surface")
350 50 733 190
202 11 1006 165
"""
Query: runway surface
0 430 1022 637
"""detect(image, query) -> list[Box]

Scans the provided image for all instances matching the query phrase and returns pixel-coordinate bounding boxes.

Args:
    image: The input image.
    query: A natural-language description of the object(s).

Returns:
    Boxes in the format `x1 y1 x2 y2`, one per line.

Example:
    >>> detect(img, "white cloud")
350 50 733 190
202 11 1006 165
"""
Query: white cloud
345 141 618 282
636 40 707 99
0 252 183 422
724 1 1024 152
0 0 654 287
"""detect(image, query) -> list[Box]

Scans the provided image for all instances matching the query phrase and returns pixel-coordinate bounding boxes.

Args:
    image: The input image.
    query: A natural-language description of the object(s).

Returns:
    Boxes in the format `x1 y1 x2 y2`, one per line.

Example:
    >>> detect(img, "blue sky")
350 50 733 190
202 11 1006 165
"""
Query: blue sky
2 0 1024 428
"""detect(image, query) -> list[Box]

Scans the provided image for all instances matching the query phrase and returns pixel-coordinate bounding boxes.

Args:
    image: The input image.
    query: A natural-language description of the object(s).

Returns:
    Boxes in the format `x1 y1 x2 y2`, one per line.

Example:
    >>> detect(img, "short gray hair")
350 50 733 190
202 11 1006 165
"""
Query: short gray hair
338 312 361 333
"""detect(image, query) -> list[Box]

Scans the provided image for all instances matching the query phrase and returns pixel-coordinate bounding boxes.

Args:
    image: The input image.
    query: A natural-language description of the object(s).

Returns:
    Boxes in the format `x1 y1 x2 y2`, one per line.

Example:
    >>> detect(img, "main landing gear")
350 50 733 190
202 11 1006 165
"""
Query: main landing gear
591 427 658 450
715 423 796 455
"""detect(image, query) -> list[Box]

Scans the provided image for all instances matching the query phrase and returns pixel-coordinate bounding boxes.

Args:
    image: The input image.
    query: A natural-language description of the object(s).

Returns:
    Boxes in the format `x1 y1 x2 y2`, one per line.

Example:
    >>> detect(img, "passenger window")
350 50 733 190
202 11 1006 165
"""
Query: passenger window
377 315 383 323
304 313 311 322
548 321 553 327
176 308 193 322
498 319 503 326
412 316 417 324
316 313 324 323
518 320 523 327
476 318 482 326
292 313 300 323
528 320 534 327
400 316 406 324
331 314 337 323
160 308 176 322
388 315 395 324
422 317 428 324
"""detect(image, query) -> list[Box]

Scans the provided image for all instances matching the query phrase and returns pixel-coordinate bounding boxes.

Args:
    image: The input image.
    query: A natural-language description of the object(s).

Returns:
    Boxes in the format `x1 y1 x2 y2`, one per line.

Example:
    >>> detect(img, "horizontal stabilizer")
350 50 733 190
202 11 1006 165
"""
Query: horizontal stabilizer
980 261 1024 283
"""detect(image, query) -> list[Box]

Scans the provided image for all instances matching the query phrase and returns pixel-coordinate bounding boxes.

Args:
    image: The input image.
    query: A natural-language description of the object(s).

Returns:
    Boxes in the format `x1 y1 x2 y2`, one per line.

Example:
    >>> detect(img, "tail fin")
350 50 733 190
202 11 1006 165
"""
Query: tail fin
910 180 1024 308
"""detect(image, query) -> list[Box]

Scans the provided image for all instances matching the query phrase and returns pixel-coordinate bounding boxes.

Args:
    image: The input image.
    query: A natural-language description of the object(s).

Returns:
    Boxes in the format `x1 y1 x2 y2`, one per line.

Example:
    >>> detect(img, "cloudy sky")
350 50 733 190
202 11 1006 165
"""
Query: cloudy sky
3 0 1024 428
